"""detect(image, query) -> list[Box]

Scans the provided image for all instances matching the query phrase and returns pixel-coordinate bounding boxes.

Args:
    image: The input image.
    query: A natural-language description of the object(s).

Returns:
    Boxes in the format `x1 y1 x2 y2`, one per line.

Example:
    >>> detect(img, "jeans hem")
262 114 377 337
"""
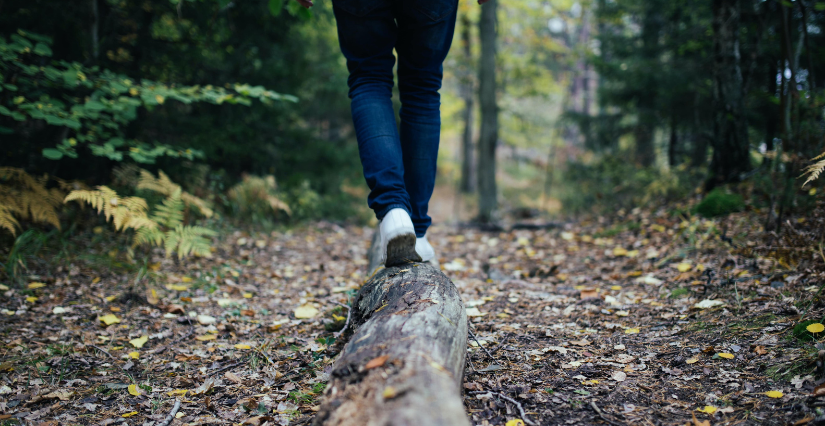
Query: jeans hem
376 204 410 221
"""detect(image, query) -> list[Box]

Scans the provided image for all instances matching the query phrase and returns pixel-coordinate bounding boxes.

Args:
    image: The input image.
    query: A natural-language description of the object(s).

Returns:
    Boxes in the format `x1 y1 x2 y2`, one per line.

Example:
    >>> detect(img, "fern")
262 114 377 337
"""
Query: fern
163 225 216 259
227 174 292 218
802 151 825 187
137 169 213 218
0 167 66 235
151 189 185 228
64 186 155 231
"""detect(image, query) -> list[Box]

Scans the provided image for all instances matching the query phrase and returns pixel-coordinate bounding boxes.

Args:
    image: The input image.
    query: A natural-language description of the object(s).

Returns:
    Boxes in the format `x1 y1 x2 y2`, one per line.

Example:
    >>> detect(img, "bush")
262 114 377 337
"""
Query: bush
694 189 744 218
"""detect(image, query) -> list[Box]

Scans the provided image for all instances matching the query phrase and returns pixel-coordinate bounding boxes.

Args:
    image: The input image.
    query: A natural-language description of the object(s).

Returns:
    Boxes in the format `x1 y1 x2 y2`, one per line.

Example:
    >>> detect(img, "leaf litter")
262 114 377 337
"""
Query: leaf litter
1 204 825 425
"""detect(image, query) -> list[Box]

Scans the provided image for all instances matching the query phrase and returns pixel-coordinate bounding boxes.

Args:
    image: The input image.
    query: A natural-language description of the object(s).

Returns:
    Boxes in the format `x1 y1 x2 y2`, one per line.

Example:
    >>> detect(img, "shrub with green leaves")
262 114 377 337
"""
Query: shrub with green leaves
0 29 296 164
695 189 744 218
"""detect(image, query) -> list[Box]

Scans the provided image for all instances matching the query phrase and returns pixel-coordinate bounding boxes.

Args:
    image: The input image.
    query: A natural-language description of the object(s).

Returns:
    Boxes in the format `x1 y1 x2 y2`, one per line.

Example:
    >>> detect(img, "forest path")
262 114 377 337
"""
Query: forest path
0 211 815 425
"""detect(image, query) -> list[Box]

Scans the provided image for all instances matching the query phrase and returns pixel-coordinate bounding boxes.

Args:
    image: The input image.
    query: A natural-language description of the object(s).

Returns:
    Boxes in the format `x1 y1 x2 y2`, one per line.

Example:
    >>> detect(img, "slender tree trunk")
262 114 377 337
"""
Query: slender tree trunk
668 113 678 167
477 0 498 223
690 93 708 166
763 58 778 156
459 13 475 194
634 3 661 167
708 0 750 187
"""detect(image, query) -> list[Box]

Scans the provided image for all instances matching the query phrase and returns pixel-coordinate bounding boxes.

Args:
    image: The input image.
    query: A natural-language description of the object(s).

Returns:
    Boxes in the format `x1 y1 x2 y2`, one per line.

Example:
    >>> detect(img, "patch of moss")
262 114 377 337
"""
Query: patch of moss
669 288 689 298
694 189 744 218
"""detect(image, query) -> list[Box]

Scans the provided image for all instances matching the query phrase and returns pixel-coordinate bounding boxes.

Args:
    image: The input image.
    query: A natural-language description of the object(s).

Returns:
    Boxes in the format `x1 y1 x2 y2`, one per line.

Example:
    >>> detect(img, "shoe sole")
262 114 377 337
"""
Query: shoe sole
385 233 422 267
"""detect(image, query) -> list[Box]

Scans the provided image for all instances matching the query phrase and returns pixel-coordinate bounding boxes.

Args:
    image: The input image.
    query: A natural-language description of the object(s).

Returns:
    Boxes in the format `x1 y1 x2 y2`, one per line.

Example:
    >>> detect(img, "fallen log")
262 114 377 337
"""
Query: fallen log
313 232 470 426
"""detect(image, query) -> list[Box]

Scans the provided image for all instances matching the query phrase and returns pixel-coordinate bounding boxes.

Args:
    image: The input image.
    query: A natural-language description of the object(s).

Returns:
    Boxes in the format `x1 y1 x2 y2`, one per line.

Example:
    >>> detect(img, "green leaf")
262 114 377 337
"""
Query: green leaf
816 2 825 11
42 148 63 160
33 43 52 57
0 126 13 135
269 0 284 16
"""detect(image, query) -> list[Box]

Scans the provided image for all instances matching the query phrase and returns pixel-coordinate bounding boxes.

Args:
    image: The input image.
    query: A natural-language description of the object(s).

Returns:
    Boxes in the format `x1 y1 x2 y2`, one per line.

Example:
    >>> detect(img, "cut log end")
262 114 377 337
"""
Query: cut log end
314 248 469 426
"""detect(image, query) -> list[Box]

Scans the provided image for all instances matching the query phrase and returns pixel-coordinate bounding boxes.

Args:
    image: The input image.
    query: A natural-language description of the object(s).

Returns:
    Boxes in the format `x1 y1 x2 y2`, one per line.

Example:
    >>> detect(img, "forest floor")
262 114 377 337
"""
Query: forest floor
2 201 825 426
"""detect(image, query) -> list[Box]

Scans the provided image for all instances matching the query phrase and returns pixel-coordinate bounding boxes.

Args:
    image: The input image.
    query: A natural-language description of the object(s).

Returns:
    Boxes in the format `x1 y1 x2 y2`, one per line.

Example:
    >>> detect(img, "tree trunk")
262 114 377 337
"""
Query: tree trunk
460 12 475 194
634 3 661 168
668 113 678 167
313 232 470 426
763 58 778 157
477 0 498 223
708 0 751 187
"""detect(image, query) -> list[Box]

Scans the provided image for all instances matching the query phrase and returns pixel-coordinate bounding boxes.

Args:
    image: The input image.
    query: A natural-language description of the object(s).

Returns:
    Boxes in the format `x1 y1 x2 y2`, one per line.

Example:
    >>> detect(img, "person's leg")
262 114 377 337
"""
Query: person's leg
395 0 459 237
332 0 411 221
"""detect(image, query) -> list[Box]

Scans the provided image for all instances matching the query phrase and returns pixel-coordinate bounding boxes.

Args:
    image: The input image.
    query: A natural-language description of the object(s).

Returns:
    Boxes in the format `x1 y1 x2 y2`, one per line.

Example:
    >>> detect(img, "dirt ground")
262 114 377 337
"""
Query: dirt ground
1 205 824 425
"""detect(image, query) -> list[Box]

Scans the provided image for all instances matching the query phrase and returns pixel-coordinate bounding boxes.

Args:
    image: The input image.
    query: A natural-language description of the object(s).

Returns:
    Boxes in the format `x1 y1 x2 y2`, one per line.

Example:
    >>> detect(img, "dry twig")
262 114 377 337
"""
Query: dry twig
157 399 181 426
468 391 536 426
333 301 352 338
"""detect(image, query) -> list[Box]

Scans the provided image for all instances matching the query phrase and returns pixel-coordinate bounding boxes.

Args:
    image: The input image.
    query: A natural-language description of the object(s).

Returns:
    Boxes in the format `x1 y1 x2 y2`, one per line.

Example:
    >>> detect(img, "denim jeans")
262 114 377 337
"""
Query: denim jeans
332 0 458 237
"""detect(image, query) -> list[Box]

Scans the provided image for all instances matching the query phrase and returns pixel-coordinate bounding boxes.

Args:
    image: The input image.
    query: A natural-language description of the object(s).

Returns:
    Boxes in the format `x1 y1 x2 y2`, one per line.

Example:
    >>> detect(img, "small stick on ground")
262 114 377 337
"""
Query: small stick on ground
468 324 497 361
468 391 535 426
333 301 352 338
88 345 114 358
157 399 181 426
590 400 623 426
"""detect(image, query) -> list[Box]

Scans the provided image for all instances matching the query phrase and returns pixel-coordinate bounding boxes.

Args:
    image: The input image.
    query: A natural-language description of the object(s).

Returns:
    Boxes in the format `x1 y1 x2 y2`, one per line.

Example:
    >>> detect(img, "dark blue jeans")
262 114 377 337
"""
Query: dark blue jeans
332 0 458 237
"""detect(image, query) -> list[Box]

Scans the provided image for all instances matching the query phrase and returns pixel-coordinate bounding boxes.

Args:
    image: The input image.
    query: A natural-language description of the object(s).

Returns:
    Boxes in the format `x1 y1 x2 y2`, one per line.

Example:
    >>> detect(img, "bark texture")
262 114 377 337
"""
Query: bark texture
477 0 498 223
709 0 751 186
313 233 470 426
460 12 476 194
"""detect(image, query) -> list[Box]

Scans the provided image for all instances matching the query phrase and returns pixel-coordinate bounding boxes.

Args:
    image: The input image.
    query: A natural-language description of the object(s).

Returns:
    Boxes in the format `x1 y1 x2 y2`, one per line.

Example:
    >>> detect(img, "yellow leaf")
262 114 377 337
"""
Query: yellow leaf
332 314 346 321
129 336 149 348
234 344 251 350
166 284 188 291
717 353 734 359
129 87 139 96
111 346 123 350
92 277 101 284
181 276 193 283
105 295 117 302
765 390 784 398
27 282 46 289
121 412 138 418
294 304 319 319
382 386 397 399
25 296 38 303
696 406 717 414
167 389 188 396
676 263 692 272
195 334 217 341
556 273 568 281
99 314 121 325
624 328 640 334
506 420 526 426
243 292 253 299
611 285 623 290
128 384 141 396
613 247 628 256
128 351 139 359
686 357 699 364
155 95 165 104
807 323 825 333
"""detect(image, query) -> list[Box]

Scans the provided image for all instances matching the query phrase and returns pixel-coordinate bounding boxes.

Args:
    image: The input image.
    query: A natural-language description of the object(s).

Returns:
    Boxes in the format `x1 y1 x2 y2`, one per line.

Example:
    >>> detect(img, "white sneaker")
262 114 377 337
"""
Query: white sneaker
415 235 436 263
379 208 421 266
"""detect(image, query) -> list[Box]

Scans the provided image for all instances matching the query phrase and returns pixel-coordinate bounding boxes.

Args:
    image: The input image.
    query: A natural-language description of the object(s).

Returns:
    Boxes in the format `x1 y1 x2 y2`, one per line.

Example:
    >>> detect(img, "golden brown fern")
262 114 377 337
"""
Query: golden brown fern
228 174 292 216
136 169 214 218
64 186 157 231
802 151 825 187
0 167 64 234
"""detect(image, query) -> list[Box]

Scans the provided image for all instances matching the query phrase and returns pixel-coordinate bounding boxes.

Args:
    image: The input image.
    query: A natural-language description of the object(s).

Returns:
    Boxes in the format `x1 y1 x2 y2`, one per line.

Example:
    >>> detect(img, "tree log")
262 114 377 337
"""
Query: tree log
313 233 470 426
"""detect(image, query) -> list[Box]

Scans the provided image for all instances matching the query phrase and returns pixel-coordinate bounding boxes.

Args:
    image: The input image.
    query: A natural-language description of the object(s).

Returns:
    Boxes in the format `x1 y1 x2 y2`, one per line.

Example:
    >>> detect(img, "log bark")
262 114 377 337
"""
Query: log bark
313 233 470 426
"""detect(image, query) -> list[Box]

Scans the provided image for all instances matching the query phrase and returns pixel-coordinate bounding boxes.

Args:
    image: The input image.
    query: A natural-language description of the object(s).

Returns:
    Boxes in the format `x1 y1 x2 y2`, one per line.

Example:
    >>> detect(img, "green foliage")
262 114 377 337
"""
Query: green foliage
0 29 296 164
226 175 291 223
792 319 825 342
694 189 744 218
0 229 48 283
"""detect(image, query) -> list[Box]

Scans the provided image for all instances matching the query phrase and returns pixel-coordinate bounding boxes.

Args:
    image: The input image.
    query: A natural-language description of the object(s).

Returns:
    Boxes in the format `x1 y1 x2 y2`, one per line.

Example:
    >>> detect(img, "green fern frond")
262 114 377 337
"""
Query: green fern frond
134 226 164 247
151 189 185 228
163 225 216 259
137 169 213 217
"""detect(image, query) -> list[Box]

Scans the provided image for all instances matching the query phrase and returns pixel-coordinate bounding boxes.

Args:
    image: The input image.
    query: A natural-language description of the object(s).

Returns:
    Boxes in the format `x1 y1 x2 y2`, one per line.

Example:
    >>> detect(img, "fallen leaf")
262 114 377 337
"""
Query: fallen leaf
692 413 710 426
166 284 188 291
694 299 725 309
121 412 138 418
197 315 217 325
624 328 640 334
224 372 244 384
717 353 734 359
27 282 46 289
129 336 148 349
43 390 74 401
167 389 188 397
807 323 824 333
580 288 599 299
696 406 717 414
765 390 784 398
569 339 591 346
635 275 663 285
676 262 692 272
99 314 121 326
195 334 217 341
613 247 628 256
234 344 252 350
365 354 390 369
25 296 37 303
466 307 486 317
506 420 526 426
611 371 627 382
128 351 139 359
686 357 699 364
382 386 397 399
294 305 319 319
128 384 141 396
753 345 768 355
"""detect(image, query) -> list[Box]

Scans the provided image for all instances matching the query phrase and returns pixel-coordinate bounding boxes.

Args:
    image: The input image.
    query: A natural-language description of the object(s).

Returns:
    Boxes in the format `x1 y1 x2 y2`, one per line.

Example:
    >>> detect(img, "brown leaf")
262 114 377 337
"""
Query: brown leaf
241 309 255 317
224 372 244 384
579 288 599 300
569 339 591 346
753 345 768 355
814 383 825 397
692 413 711 426
166 304 186 315
365 354 390 370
